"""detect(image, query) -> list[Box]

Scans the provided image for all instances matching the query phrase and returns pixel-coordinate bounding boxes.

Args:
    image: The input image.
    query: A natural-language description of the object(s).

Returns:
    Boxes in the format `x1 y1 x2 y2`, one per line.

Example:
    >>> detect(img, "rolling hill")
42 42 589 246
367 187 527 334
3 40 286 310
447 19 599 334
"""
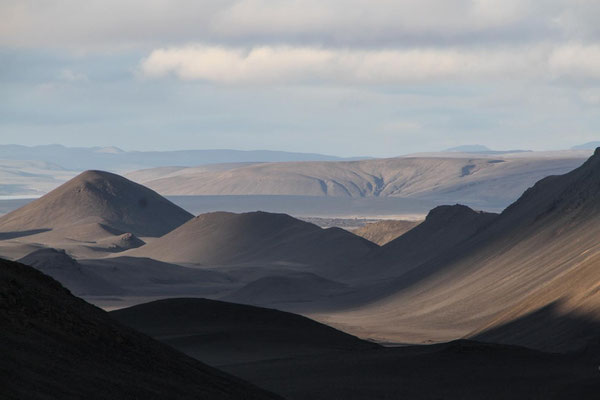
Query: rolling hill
129 211 377 270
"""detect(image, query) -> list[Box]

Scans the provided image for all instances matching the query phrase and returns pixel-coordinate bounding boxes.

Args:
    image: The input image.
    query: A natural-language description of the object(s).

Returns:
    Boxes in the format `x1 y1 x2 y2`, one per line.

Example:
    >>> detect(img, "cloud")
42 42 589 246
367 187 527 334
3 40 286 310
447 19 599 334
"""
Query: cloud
1 0 599 48
139 43 600 85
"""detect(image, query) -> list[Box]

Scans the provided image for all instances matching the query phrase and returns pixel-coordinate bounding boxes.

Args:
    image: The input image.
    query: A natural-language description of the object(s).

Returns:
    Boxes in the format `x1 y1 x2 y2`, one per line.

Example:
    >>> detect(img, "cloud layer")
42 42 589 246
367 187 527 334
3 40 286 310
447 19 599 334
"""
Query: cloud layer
1 0 600 155
2 0 599 48
140 43 600 84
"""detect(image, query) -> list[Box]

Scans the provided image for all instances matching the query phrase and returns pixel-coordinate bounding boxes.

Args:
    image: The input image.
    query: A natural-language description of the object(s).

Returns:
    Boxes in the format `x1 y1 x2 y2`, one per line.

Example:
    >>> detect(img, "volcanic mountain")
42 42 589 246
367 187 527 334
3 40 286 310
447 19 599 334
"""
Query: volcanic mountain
0 258 281 399
129 211 377 269
0 170 193 238
320 148 600 350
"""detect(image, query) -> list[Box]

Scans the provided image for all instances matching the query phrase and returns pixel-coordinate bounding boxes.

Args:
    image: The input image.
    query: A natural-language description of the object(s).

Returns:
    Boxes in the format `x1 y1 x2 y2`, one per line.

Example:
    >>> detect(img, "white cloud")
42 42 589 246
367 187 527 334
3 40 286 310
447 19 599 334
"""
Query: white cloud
139 43 600 85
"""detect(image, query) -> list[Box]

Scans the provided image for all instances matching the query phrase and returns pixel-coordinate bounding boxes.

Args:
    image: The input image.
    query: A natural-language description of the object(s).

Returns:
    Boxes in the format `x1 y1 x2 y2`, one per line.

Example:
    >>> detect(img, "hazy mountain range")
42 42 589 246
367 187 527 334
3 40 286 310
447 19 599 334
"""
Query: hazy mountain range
0 144 367 172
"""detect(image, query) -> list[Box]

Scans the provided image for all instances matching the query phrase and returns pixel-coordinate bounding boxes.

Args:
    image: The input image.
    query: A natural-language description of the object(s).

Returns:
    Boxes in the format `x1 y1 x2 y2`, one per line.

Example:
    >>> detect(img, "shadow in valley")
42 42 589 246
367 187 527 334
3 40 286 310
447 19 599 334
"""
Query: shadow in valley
0 228 51 240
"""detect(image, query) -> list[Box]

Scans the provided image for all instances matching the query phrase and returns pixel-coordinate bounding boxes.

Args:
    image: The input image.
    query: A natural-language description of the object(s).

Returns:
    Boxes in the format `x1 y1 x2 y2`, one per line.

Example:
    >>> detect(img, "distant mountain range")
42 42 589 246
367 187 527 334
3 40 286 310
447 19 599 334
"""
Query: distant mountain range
0 144 368 172
571 141 600 150
444 145 530 154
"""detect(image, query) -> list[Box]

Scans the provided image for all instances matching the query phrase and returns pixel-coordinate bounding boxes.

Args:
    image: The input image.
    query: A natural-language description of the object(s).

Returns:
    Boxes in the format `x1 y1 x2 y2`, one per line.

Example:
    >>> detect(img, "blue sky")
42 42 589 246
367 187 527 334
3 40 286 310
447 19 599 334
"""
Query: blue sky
1 0 599 157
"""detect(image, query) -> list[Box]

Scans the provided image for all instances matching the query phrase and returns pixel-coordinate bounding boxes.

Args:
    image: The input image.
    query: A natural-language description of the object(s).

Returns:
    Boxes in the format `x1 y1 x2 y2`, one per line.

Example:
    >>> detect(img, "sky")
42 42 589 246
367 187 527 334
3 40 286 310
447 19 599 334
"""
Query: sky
1 0 599 157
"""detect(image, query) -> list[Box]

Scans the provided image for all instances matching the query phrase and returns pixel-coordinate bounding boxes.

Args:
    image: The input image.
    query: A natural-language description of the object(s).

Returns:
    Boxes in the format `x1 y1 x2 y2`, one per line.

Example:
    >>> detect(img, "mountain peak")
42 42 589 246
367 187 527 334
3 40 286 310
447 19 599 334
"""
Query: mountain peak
0 170 193 237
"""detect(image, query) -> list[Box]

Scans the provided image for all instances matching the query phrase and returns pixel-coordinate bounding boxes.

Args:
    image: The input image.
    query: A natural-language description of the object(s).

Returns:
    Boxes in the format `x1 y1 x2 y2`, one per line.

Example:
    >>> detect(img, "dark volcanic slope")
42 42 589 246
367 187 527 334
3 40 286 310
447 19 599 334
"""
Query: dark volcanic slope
130 211 377 268
365 204 497 278
224 341 600 400
0 170 193 237
0 258 280 400
18 248 122 296
111 297 377 366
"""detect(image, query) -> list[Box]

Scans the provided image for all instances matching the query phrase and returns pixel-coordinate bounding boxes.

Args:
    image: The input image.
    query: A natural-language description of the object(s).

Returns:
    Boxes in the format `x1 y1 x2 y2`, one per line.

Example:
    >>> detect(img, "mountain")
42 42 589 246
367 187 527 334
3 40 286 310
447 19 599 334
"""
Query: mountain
352 219 421 245
445 144 492 152
110 298 377 366
129 211 377 270
127 154 588 210
319 148 600 350
0 258 281 399
444 145 529 154
363 205 497 278
0 144 364 172
572 141 600 150
0 170 193 238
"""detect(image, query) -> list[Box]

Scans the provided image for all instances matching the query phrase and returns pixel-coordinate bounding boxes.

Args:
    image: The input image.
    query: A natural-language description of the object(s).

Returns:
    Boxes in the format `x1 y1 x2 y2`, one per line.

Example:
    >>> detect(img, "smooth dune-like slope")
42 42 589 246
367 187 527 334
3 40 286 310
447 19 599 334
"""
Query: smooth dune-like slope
111 297 377 366
352 219 421 245
318 148 600 350
0 258 281 400
0 170 193 238
129 211 377 268
127 154 588 209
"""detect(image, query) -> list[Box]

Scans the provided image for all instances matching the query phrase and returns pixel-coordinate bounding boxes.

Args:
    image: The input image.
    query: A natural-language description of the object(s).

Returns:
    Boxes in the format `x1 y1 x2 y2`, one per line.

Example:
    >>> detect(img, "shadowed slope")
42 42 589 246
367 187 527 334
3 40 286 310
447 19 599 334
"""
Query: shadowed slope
129 211 377 268
364 204 497 278
0 258 281 400
111 298 378 366
320 148 600 348
18 248 122 296
0 170 193 238
222 273 349 307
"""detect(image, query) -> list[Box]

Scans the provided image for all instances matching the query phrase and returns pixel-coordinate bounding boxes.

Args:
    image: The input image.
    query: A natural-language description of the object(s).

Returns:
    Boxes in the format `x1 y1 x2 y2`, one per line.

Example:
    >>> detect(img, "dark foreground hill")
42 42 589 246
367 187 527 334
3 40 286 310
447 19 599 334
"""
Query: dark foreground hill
111 299 600 400
224 340 600 400
111 298 377 366
0 258 281 400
